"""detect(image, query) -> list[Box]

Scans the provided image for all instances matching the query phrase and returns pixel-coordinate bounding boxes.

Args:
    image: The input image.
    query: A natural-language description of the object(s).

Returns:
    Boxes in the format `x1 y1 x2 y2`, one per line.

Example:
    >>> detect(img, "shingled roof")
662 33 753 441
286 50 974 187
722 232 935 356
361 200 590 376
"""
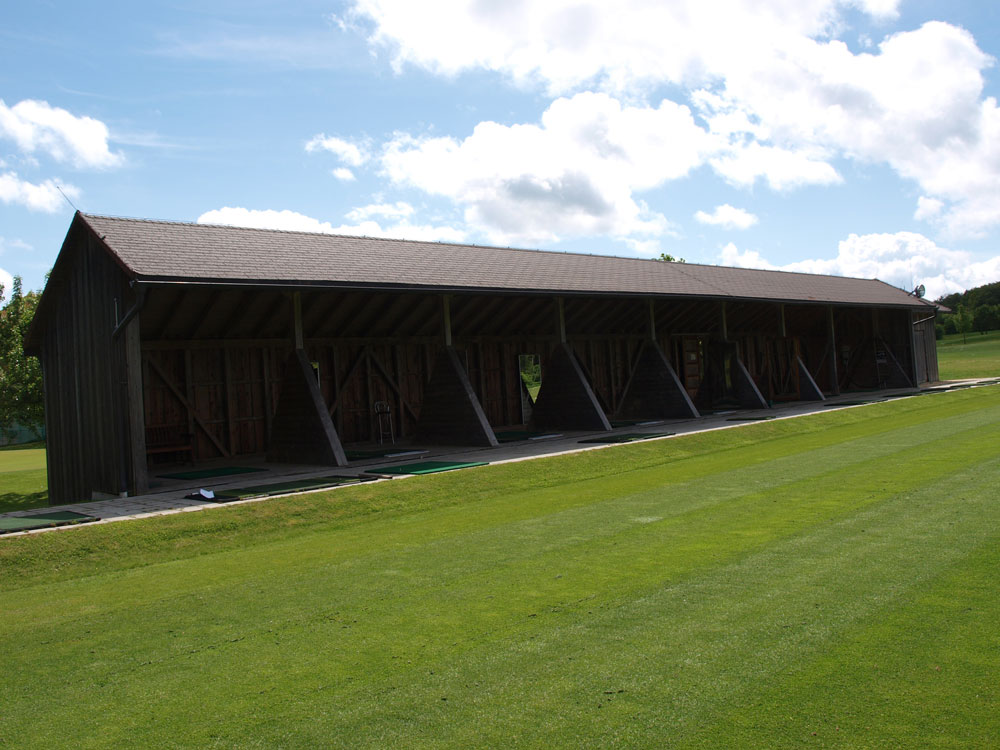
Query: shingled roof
78 212 926 308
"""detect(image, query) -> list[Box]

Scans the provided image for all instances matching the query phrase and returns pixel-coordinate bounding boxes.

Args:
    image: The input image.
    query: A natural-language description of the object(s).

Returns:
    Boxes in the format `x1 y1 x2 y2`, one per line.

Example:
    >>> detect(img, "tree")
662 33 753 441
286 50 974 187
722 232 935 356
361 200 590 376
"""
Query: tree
954 303 974 345
0 276 44 440
657 253 686 263
973 304 1000 333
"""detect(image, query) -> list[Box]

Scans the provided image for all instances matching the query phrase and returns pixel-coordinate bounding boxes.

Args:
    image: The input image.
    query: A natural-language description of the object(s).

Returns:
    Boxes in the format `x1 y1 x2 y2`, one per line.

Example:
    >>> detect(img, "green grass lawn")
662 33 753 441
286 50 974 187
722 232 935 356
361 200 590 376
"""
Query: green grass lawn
1 388 999 747
0 441 47 513
937 329 1000 379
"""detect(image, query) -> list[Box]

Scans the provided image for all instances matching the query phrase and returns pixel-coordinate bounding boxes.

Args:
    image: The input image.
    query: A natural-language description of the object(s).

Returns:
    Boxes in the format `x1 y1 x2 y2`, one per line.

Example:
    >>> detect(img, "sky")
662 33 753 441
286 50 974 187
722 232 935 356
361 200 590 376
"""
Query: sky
2 0 1000 302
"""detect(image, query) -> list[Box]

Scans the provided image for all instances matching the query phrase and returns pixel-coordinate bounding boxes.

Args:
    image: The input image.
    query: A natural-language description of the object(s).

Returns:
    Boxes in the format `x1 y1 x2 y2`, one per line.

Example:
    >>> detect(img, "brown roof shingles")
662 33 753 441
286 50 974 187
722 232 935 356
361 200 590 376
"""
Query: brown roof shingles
80 213 929 308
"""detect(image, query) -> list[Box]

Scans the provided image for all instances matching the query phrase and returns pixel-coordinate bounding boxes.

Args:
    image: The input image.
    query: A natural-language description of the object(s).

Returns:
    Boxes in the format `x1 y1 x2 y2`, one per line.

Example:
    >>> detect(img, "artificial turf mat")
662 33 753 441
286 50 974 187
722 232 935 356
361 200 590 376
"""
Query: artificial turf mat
345 448 428 460
823 399 885 407
365 460 489 475
610 419 664 428
213 475 376 501
494 431 562 442
0 510 97 534
157 466 265 480
578 432 675 444
495 430 536 442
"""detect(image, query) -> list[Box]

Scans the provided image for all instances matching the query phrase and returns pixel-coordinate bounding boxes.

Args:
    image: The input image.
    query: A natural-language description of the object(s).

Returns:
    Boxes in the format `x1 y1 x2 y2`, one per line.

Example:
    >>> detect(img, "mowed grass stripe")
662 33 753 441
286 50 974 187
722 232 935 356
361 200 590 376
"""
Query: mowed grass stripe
5 418 996 747
0 387 990 593
3 389 996 624
0 388 997 747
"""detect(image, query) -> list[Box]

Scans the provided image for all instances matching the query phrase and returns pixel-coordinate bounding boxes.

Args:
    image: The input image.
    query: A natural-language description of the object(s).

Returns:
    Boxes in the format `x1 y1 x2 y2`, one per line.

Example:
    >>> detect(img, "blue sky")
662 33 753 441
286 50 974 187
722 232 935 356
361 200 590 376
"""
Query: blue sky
2 0 1000 300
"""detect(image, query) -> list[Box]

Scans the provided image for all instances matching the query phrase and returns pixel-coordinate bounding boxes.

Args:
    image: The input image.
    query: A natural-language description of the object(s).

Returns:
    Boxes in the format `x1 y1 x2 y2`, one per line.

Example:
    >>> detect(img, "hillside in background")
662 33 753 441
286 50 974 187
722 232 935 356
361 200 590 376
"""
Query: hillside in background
936 280 1000 338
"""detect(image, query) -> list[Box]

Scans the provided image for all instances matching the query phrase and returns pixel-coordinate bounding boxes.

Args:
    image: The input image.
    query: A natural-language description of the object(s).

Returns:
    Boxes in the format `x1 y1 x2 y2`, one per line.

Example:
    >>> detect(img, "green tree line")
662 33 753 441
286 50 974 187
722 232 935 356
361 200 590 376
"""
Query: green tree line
0 276 44 440
935 280 1000 341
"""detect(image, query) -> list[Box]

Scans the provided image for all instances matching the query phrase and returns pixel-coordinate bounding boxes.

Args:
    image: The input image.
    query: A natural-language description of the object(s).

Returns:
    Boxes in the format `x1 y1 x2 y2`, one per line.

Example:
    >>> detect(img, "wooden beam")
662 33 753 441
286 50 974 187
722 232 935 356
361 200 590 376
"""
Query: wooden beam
326 347 366 417
531 342 611 432
828 305 840 395
261 347 273 436
124 314 149 495
189 291 233 340
147 286 184 341
293 291 304 349
416 346 498 447
223 348 237 454
557 297 567 343
267 349 347 466
144 354 231 458
184 349 195 449
443 295 453 346
368 347 420 422
216 290 251 337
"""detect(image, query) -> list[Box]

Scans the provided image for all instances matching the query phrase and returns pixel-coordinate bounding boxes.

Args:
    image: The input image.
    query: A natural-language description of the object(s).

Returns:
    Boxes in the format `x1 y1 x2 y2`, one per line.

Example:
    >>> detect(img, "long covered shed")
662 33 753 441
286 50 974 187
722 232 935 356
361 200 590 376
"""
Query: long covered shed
25 212 939 503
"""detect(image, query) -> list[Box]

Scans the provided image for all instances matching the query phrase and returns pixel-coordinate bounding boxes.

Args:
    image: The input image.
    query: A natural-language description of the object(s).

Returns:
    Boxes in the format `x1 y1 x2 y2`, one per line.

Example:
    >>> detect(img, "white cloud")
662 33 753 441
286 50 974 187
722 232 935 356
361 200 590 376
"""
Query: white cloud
914 196 943 221
352 2 1000 237
708 142 841 190
332 167 356 181
381 92 706 244
353 0 898 93
0 172 78 213
0 99 123 169
697 22 1000 236
346 201 414 221
695 204 759 230
306 134 369 167
0 266 13 298
197 206 467 243
720 232 1000 300
0 236 33 257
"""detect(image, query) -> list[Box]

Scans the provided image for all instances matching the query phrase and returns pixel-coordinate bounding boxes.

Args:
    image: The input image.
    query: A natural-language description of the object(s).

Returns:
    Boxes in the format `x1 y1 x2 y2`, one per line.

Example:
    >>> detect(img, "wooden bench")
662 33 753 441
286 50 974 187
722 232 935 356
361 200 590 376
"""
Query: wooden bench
145 425 195 463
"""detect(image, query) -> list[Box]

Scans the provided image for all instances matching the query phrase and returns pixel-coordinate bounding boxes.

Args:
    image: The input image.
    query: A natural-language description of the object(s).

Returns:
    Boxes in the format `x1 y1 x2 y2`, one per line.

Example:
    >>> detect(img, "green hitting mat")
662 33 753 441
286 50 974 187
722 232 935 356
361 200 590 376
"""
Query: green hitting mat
158 466 265 480
365 460 489 476
345 448 428 460
726 416 777 422
0 510 98 534
823 399 884 407
213 475 376 501
578 432 675 444
610 420 664 428
494 431 562 443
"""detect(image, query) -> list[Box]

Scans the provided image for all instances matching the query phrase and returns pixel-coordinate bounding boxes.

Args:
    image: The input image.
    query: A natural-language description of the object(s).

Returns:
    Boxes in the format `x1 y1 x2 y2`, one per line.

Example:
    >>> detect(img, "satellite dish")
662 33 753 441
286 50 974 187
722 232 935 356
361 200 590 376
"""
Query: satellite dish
915 284 926 298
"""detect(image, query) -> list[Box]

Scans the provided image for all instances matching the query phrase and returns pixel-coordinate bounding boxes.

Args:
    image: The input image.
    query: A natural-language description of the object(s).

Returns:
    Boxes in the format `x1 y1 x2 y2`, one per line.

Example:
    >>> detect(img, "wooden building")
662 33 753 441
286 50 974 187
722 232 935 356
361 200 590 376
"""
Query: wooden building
25 213 940 504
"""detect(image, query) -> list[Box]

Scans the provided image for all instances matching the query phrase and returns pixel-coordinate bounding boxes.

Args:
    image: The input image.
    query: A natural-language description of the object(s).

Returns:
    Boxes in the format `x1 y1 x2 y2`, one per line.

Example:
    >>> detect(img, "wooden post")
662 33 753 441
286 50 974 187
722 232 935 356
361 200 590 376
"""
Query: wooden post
223 348 237 454
262 347 273 436
293 291 304 350
648 299 657 341
780 304 787 337
828 305 840 395
720 301 728 341
557 297 567 343
184 348 195 453
124 315 149 495
442 295 453 346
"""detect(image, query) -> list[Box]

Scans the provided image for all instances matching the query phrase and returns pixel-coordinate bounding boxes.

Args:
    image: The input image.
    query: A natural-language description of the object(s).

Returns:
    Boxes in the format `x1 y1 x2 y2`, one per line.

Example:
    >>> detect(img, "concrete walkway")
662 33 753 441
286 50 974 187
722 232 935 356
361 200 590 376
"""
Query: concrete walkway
4 380 996 537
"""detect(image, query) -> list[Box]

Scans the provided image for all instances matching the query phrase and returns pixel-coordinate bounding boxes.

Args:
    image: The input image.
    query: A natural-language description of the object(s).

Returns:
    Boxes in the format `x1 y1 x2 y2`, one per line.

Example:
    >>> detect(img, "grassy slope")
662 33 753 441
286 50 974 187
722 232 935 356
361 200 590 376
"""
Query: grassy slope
0 442 47 513
937 329 1000 379
1 389 998 748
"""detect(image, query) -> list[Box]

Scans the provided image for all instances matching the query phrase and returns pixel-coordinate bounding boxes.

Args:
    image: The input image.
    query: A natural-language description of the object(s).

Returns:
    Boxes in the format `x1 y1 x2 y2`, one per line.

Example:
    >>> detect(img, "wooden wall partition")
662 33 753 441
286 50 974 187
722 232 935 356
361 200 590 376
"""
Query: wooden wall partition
131 292 936 469
38 231 141 503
